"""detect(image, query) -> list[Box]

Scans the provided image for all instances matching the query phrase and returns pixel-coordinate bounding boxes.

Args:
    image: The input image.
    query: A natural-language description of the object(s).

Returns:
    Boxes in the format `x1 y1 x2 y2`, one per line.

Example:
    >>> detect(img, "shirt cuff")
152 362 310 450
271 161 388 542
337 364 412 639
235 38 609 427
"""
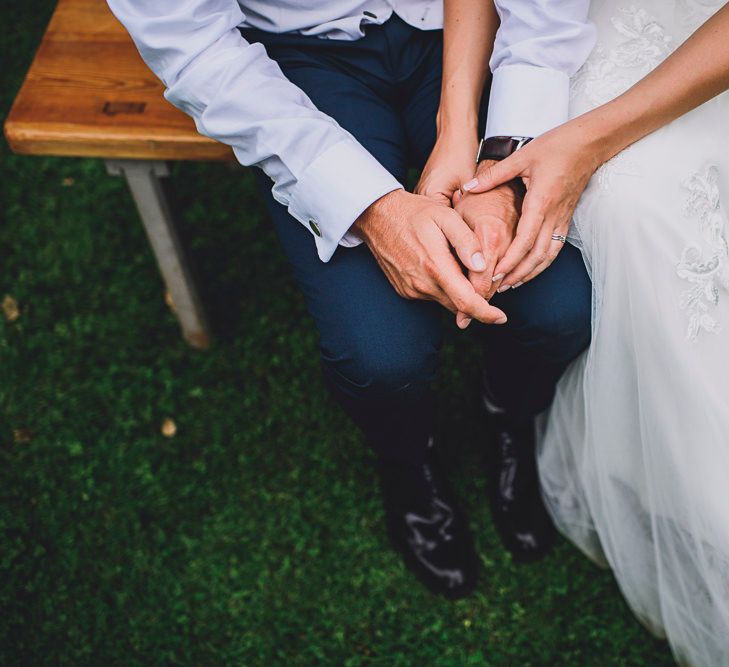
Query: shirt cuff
485 64 570 139
287 139 403 262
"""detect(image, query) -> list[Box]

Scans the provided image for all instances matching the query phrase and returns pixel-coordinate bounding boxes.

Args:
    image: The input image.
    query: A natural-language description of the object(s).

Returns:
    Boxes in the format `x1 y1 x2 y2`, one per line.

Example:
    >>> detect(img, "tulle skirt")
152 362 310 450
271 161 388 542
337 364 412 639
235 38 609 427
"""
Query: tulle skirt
538 2 729 665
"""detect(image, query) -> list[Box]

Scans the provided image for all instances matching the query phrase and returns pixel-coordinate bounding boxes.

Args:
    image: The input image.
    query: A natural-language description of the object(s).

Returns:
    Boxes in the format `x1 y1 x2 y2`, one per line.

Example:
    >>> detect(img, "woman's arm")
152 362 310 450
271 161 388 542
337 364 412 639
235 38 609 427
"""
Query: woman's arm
589 4 729 165
415 0 498 204
437 0 497 139
466 4 729 290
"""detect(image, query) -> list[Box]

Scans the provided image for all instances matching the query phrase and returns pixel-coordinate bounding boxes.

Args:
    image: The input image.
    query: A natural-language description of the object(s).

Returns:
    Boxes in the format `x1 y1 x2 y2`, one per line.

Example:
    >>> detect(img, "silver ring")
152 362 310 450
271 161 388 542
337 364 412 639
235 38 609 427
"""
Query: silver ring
551 234 567 243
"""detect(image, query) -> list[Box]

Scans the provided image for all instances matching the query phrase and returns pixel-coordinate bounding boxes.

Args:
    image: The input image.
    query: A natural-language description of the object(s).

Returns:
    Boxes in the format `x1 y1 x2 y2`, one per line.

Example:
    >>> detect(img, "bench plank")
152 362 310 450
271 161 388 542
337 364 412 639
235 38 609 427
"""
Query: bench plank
4 0 234 161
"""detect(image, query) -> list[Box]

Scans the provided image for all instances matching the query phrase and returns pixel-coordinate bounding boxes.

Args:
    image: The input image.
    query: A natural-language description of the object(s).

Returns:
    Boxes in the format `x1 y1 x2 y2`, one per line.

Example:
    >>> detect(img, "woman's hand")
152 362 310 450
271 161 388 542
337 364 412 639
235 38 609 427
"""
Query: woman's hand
462 120 605 289
415 130 479 205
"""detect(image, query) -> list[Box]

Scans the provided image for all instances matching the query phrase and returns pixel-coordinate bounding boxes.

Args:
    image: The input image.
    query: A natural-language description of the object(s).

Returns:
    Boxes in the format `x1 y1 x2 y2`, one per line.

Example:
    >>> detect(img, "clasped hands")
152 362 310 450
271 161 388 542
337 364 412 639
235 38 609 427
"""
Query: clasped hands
353 123 595 328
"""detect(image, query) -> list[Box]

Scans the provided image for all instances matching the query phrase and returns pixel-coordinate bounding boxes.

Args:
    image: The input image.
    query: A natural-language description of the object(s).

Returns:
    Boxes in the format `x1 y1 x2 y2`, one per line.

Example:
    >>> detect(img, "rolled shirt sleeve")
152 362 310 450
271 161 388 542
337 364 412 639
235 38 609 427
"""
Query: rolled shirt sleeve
106 0 402 261
486 0 597 138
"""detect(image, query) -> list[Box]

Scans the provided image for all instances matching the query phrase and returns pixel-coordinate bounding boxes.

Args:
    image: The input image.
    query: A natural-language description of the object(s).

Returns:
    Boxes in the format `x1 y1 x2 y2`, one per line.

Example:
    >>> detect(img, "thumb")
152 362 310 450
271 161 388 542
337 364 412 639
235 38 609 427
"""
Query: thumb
427 191 454 207
435 209 487 273
462 154 523 194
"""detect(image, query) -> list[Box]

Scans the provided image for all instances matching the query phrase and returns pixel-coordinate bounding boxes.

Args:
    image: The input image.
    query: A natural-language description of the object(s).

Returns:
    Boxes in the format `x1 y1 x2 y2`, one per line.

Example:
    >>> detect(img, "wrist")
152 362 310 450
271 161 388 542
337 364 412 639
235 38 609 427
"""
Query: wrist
579 98 643 166
436 105 480 142
475 158 499 175
352 189 406 241
430 121 480 169
475 159 525 200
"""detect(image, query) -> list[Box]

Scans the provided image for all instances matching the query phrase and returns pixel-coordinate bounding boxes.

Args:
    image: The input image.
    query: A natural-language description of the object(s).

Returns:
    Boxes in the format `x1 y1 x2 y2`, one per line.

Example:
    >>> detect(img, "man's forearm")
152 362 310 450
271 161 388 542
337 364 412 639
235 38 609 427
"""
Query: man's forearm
107 0 402 262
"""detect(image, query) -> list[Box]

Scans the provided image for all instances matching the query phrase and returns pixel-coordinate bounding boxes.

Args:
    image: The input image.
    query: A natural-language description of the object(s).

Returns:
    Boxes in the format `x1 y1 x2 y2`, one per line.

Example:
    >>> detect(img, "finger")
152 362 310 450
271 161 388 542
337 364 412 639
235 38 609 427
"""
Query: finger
457 243 500 327
432 251 508 324
492 195 545 281
469 249 498 299
456 311 472 329
411 276 459 314
435 209 487 273
518 251 557 287
429 286 458 314
483 225 507 294
452 188 463 206
462 154 523 194
500 223 555 290
517 232 569 286
428 283 499 331
470 220 509 299
423 191 453 206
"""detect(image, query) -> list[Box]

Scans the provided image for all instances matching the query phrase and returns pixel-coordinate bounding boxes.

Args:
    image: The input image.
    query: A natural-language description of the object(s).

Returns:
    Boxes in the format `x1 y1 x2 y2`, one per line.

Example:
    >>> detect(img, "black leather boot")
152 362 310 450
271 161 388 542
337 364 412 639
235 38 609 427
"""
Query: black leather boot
377 438 478 599
482 380 557 562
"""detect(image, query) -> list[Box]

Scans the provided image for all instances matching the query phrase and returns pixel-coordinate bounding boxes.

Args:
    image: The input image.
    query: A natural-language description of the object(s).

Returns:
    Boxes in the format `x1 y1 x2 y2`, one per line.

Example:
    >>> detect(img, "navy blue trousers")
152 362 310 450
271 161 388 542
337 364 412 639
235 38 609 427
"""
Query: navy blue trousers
242 17 591 465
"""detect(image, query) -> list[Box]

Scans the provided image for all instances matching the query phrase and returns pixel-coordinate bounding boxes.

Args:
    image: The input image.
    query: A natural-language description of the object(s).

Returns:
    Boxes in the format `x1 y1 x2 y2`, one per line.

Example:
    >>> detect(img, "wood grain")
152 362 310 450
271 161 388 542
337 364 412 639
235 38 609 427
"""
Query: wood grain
4 0 235 161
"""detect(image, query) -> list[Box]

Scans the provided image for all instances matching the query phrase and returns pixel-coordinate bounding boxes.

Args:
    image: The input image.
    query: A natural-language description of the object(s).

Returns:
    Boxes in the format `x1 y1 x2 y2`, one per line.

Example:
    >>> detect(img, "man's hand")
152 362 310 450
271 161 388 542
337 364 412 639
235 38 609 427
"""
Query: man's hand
453 163 521 328
353 190 508 326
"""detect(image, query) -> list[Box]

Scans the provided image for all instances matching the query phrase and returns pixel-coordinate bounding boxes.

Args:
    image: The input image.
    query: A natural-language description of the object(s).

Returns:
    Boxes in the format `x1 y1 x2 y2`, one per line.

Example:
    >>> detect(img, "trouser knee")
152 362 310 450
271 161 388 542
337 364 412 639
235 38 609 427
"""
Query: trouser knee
320 331 439 400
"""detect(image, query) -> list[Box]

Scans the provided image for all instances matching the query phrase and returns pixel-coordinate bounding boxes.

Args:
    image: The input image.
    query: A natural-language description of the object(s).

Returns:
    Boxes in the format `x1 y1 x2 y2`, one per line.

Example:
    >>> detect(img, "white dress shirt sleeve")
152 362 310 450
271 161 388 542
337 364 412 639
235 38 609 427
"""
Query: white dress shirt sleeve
486 0 597 138
106 0 403 261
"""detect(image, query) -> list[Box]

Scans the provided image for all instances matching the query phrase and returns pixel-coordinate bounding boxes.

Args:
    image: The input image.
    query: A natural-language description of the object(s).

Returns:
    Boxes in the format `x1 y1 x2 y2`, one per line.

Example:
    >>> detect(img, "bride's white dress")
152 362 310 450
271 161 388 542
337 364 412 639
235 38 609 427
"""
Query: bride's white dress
538 1 729 665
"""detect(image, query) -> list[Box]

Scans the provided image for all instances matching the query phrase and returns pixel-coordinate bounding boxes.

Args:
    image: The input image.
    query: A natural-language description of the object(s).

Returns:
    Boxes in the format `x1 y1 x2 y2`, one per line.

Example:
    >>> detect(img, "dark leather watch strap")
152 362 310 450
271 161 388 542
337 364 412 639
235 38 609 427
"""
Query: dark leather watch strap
476 136 532 163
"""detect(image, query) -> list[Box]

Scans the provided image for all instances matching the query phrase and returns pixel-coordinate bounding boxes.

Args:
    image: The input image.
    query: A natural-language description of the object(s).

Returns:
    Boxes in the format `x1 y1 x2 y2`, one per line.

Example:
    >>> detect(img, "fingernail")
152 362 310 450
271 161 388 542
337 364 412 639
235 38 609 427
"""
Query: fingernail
497 285 511 293
462 178 479 192
512 282 523 289
459 317 472 329
492 273 505 282
471 252 486 271
495 316 508 325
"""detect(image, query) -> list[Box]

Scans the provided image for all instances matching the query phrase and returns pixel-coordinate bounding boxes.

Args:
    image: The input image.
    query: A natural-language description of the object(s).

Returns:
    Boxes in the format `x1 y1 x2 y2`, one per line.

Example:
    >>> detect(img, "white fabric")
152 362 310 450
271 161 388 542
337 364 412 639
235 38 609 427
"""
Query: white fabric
485 65 570 138
486 0 596 138
538 2 729 665
108 0 593 260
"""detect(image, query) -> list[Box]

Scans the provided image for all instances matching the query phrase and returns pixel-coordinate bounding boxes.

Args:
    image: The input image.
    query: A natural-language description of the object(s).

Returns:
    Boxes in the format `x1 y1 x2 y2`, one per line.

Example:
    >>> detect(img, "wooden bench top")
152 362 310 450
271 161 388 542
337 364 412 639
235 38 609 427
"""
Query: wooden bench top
4 0 234 161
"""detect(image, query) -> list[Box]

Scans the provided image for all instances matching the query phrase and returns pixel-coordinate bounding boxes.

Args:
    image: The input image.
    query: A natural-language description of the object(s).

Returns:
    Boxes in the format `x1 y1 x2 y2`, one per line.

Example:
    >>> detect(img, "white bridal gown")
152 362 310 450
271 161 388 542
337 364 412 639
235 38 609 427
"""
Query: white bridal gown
537 1 729 665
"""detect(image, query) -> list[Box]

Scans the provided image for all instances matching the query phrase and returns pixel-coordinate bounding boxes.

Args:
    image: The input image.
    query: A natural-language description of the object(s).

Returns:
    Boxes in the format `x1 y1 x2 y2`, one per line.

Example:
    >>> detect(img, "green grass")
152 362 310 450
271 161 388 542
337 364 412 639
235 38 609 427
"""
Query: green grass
1 5 673 665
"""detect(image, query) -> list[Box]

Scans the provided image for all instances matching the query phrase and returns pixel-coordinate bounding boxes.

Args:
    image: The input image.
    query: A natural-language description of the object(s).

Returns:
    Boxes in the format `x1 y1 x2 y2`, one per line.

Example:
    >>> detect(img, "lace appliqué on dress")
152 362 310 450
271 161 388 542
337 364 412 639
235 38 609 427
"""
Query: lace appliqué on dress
676 0 727 34
571 6 674 107
677 166 729 340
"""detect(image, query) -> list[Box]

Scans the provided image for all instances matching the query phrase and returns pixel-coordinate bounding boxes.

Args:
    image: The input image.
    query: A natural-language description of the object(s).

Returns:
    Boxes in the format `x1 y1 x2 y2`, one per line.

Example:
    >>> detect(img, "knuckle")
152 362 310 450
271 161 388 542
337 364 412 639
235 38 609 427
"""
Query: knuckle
422 260 438 279
452 294 469 312
457 222 477 242
470 281 489 298
411 277 430 295
485 228 501 250
515 232 535 247
401 285 418 299
454 231 473 251
532 190 551 208
442 208 462 225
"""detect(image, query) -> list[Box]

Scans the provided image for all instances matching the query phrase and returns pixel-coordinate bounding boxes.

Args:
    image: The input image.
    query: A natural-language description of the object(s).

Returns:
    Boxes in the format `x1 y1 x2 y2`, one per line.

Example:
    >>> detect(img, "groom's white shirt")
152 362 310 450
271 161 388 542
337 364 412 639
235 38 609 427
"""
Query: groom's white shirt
107 0 595 261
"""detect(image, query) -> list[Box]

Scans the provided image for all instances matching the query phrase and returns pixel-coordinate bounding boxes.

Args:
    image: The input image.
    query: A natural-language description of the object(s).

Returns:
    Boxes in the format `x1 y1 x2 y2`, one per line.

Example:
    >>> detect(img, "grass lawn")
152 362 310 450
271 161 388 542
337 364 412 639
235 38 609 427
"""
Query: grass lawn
1 4 674 665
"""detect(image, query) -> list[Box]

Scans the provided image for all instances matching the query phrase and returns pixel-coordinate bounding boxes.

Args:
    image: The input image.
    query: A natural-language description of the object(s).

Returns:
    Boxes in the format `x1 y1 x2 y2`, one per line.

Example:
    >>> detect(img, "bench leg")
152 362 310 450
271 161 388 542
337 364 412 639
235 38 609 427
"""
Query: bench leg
106 159 210 349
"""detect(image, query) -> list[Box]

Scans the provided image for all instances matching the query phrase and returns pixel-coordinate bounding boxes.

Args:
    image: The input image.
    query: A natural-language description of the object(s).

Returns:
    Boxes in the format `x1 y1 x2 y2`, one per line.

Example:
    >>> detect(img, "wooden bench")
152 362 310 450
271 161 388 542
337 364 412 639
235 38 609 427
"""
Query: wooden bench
4 0 237 349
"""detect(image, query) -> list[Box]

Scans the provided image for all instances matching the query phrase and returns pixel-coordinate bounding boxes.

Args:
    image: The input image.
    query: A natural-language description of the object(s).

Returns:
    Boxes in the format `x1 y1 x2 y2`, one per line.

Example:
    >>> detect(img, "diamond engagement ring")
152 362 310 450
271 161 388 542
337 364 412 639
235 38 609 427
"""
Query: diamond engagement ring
551 234 567 243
